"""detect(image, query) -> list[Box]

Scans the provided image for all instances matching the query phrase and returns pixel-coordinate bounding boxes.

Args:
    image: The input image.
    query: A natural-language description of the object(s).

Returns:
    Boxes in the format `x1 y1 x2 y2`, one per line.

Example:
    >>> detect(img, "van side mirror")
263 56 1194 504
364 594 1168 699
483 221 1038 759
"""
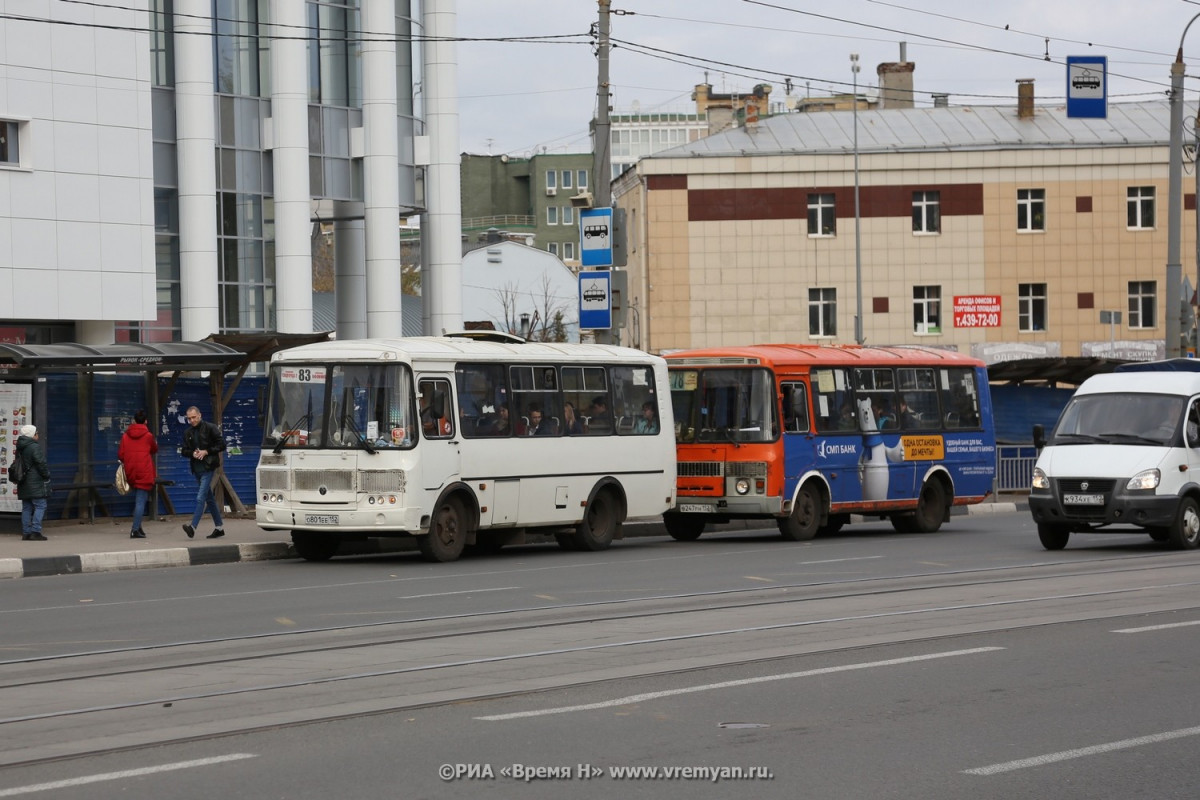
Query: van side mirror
1032 424 1046 453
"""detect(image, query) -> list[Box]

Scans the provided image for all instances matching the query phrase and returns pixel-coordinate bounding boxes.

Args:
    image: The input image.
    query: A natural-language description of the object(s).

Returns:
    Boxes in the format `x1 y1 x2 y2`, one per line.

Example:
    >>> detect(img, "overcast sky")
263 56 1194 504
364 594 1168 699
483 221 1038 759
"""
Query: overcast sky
455 0 1199 157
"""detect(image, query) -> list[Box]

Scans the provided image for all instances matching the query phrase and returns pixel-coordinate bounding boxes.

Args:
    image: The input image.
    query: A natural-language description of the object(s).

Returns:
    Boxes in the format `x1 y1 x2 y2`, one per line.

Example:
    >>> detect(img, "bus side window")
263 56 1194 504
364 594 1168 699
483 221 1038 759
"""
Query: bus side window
782 382 809 433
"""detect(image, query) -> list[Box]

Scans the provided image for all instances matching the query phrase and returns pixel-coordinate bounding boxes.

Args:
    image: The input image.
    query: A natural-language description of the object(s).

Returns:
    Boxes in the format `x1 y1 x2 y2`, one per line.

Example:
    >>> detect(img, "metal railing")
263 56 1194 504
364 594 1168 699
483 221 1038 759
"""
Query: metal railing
996 444 1038 493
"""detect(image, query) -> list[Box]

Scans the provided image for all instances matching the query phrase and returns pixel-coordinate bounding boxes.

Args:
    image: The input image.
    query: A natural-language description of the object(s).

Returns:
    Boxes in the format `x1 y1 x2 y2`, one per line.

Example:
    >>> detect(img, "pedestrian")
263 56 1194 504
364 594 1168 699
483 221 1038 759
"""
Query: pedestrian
180 405 226 539
118 409 158 539
15 424 51 541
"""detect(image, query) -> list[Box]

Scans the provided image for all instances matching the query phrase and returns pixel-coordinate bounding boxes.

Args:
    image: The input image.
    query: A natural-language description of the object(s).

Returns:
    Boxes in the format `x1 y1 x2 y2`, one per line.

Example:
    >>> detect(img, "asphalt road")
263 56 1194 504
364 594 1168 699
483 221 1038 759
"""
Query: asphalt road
2 512 1199 799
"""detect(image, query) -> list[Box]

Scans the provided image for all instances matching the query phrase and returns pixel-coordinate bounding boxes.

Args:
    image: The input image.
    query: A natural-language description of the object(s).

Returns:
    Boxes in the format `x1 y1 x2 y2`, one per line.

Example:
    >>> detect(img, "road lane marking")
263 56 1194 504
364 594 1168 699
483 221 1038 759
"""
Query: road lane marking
474 647 1003 720
1112 619 1200 633
963 726 1200 775
0 754 257 797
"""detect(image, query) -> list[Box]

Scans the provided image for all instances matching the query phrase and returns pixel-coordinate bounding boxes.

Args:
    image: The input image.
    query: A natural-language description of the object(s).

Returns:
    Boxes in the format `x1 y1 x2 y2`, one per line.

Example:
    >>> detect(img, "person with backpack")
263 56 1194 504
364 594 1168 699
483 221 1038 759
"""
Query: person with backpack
15 424 51 541
118 409 158 539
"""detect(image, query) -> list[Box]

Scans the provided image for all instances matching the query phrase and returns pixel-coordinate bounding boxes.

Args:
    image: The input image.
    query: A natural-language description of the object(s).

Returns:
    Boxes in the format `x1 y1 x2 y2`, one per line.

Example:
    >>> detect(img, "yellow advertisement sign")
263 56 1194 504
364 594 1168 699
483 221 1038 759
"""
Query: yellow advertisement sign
901 435 944 460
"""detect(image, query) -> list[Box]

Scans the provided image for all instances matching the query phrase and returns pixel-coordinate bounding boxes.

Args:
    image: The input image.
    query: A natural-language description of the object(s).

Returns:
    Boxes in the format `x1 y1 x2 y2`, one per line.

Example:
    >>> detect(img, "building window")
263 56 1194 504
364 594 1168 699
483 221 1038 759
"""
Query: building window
808 288 837 337
561 170 572 190
1018 283 1047 332
912 191 941 234
548 242 559 256
577 169 588 189
546 170 556 191
1128 281 1157 328
547 206 558 225
1127 186 1155 229
1017 188 1045 232
562 206 573 226
807 193 836 236
913 286 941 334
0 120 20 165
563 241 575 260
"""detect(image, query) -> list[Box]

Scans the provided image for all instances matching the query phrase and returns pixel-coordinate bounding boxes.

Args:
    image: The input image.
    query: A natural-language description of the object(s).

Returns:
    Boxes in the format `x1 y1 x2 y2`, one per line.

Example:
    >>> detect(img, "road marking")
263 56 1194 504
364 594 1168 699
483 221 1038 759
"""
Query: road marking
1112 619 1200 633
475 647 1003 721
963 726 1200 775
0 754 257 797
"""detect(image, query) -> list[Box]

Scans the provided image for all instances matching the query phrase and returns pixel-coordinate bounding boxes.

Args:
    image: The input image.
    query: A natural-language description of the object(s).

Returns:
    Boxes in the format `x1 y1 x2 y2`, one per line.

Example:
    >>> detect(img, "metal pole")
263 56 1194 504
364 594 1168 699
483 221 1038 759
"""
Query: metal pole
593 0 613 345
851 54 864 345
1168 15 1200 358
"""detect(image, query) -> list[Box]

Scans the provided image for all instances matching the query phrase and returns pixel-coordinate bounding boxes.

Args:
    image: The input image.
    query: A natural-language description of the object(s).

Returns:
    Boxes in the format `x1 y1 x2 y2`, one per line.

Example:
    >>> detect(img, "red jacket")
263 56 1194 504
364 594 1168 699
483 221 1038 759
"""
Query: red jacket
118 422 158 490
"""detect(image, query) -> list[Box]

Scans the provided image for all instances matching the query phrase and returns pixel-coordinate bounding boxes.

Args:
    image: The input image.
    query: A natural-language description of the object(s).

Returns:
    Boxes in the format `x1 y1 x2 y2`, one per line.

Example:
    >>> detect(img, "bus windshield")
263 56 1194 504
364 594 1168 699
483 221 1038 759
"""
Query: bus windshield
265 362 416 449
670 367 777 444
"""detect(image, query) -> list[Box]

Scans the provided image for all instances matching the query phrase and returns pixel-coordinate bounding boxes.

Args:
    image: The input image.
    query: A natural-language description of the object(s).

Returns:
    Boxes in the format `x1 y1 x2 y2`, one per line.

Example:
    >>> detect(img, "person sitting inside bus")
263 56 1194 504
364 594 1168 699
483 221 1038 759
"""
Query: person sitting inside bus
562 402 584 435
897 396 919 428
587 396 612 434
526 403 554 436
633 401 659 434
837 400 857 430
873 398 896 430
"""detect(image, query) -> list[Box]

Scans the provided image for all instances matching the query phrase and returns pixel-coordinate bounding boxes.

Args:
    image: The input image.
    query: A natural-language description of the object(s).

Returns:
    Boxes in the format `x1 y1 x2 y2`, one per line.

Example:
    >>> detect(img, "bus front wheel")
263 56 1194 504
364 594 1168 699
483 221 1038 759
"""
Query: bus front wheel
292 532 339 562
419 497 469 562
912 479 949 533
778 484 820 541
663 513 705 541
575 490 621 551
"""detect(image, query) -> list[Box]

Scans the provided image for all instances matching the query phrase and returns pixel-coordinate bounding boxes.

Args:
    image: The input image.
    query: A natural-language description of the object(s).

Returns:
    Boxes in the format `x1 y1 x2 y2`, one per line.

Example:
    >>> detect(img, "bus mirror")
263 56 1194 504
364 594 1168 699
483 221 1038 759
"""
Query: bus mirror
1032 424 1046 452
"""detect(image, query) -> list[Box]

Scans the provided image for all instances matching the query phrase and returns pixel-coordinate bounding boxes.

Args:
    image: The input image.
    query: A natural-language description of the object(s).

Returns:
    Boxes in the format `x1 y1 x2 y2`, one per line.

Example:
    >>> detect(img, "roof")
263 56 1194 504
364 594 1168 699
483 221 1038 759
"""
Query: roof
646 99 1191 160
664 343 984 367
985 356 1130 386
0 341 244 371
268 336 661 364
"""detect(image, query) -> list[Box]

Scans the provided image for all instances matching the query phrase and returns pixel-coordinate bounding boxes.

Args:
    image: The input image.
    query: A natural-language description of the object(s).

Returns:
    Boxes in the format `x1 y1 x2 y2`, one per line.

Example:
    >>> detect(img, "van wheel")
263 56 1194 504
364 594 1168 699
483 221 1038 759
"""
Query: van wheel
292 532 339 561
419 496 468 562
664 513 705 541
1168 497 1200 549
912 479 949 533
1037 523 1070 550
778 484 820 541
576 490 620 551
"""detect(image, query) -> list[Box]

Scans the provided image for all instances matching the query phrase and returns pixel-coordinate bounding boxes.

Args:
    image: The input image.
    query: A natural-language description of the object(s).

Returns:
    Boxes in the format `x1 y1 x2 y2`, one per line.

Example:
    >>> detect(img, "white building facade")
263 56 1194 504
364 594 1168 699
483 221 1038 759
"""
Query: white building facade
1 0 430 347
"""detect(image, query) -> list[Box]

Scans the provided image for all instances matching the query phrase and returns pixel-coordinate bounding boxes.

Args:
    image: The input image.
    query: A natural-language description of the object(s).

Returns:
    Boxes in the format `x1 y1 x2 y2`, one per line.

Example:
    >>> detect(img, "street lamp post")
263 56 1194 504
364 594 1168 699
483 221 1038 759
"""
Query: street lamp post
851 53 864 345
1168 13 1200 358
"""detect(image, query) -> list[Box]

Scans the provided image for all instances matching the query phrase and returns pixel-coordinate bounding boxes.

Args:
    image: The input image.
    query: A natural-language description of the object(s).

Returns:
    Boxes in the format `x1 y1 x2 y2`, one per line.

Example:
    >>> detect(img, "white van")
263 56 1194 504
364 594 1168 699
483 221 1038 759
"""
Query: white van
1028 360 1200 551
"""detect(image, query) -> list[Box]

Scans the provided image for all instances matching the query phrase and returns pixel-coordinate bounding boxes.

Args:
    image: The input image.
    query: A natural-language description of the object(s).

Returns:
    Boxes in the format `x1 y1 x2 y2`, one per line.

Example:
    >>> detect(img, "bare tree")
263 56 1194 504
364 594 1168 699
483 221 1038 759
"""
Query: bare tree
490 274 571 341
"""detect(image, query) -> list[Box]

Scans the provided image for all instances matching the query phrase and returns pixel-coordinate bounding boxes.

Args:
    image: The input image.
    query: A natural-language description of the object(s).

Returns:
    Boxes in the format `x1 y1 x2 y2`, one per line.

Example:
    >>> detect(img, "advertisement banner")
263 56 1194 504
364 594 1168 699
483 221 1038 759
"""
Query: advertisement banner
0 383 33 513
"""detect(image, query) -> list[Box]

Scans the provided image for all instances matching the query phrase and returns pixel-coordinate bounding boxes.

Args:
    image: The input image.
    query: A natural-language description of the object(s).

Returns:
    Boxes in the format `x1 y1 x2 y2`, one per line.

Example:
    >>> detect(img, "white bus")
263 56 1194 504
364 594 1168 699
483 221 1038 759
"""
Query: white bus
255 333 676 562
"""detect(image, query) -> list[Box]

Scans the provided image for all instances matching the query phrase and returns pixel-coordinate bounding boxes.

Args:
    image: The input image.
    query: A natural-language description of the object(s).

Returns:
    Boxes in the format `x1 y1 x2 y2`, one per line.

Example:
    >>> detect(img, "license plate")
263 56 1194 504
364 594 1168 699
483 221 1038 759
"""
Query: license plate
678 504 711 513
304 514 340 525
1063 493 1104 506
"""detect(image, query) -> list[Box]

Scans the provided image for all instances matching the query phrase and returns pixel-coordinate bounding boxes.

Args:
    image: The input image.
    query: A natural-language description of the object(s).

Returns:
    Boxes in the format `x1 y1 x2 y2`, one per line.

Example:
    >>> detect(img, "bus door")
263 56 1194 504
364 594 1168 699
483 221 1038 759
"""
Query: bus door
417 376 461 494
806 370 866 504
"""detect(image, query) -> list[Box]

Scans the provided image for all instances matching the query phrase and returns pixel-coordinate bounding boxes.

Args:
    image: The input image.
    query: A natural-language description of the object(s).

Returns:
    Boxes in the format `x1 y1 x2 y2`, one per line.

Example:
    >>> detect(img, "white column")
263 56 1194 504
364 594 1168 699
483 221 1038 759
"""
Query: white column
361 0 403 338
424 0 463 334
334 201 368 340
269 0 314 333
174 0 220 340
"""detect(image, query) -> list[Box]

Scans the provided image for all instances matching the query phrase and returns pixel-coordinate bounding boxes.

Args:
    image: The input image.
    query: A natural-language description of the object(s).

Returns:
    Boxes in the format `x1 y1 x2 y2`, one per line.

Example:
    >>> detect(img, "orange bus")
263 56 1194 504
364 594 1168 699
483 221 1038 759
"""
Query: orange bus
664 344 996 541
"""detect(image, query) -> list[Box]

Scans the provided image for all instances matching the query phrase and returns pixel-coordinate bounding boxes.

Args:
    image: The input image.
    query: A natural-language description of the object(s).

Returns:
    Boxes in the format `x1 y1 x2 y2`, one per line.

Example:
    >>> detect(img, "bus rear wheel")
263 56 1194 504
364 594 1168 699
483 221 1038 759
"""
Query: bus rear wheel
419 496 468 562
778 484 820 541
575 490 620 551
292 532 339 562
663 513 705 541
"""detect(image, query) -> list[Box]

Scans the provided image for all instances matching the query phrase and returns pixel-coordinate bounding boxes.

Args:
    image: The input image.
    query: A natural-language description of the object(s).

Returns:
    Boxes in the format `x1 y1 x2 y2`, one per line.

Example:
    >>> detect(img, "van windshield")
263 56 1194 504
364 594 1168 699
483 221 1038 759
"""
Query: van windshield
1051 393 1184 446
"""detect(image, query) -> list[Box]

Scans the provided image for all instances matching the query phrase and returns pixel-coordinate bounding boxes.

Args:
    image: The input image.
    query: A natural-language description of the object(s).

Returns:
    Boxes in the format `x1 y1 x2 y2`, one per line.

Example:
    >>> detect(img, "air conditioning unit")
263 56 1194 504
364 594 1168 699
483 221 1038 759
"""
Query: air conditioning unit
545 187 557 196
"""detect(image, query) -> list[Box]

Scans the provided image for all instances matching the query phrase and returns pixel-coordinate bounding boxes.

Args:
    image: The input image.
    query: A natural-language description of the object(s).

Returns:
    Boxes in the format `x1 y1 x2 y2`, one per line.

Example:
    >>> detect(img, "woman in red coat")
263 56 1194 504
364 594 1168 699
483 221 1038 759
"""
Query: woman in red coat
118 409 158 539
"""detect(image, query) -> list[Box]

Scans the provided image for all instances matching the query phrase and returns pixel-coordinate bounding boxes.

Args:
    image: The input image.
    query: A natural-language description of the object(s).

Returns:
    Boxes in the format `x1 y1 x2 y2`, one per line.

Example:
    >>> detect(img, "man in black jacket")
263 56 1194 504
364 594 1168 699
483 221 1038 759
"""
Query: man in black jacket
180 406 227 539
16 424 51 541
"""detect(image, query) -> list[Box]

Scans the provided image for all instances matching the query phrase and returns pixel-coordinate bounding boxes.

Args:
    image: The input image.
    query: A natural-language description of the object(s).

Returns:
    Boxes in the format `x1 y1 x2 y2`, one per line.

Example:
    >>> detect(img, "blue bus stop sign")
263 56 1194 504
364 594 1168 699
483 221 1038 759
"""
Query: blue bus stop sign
1066 56 1106 119
578 271 612 330
579 207 613 268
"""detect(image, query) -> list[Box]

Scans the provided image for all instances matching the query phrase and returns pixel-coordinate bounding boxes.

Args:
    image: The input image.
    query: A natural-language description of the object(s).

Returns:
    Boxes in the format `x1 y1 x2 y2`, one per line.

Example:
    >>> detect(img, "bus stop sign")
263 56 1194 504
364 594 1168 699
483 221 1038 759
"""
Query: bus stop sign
579 271 612 330
1066 56 1106 119
579 207 613 268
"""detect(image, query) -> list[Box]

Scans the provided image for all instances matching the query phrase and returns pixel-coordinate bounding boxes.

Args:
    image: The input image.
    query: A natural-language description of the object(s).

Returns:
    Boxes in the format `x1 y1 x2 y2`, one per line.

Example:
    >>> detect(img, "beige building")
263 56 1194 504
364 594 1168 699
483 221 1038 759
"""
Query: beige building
614 92 1196 366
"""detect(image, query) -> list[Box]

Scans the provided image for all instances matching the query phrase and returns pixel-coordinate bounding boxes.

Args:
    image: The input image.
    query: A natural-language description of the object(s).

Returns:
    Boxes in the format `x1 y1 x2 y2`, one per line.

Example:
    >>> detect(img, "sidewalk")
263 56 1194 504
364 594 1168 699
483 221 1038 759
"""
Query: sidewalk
0 498 1025 580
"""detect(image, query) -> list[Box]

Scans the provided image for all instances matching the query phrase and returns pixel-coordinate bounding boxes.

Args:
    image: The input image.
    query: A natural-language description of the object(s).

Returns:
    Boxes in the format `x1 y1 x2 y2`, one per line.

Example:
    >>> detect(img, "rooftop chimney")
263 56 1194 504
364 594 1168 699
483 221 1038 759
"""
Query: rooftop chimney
1016 79 1035 119
877 41 915 109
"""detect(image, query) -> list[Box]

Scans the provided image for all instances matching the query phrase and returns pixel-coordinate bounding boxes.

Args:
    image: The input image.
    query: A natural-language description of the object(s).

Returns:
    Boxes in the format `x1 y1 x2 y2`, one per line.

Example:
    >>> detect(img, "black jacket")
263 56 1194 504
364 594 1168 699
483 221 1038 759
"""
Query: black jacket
180 420 226 473
15 435 51 500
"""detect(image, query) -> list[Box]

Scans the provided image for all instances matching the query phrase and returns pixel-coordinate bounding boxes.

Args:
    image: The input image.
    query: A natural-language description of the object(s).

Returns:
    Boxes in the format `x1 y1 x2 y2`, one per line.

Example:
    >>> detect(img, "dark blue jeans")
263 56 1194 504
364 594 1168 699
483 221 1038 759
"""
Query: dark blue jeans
190 468 224 529
22 497 47 534
131 487 149 532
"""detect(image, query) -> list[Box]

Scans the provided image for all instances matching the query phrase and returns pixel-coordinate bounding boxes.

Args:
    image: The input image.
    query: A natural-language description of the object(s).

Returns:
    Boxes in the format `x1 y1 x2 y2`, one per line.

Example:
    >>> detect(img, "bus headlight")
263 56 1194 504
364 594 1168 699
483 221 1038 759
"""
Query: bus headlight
735 478 750 495
1126 469 1160 492
1031 467 1049 491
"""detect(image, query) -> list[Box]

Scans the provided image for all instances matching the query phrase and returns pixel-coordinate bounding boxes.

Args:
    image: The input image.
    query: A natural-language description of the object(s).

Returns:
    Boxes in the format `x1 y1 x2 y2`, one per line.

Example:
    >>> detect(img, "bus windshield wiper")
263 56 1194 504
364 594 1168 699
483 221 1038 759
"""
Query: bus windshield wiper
721 427 742 449
340 413 377 454
271 412 312 454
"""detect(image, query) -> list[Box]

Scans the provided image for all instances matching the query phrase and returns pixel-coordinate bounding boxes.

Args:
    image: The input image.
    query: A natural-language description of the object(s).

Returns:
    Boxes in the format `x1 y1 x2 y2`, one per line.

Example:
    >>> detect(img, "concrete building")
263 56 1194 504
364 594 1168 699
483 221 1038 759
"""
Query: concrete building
614 88 1195 365
1 0 431 347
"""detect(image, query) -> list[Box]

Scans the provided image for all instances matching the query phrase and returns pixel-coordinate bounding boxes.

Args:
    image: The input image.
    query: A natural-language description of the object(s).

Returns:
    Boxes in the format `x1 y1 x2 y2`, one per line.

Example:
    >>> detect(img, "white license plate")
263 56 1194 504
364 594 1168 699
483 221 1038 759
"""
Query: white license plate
678 504 711 513
304 514 340 525
1063 493 1104 506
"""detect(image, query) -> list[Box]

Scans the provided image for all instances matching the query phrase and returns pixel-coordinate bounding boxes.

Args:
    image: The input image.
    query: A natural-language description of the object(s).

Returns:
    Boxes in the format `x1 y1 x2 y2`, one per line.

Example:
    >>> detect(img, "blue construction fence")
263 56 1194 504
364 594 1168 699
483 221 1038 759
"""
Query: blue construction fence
40 372 265 521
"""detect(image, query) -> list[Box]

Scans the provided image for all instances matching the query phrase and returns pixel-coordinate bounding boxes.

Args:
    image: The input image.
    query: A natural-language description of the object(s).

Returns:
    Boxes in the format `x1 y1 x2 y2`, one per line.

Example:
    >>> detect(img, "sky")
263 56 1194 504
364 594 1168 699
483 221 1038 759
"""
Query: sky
455 0 1200 157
